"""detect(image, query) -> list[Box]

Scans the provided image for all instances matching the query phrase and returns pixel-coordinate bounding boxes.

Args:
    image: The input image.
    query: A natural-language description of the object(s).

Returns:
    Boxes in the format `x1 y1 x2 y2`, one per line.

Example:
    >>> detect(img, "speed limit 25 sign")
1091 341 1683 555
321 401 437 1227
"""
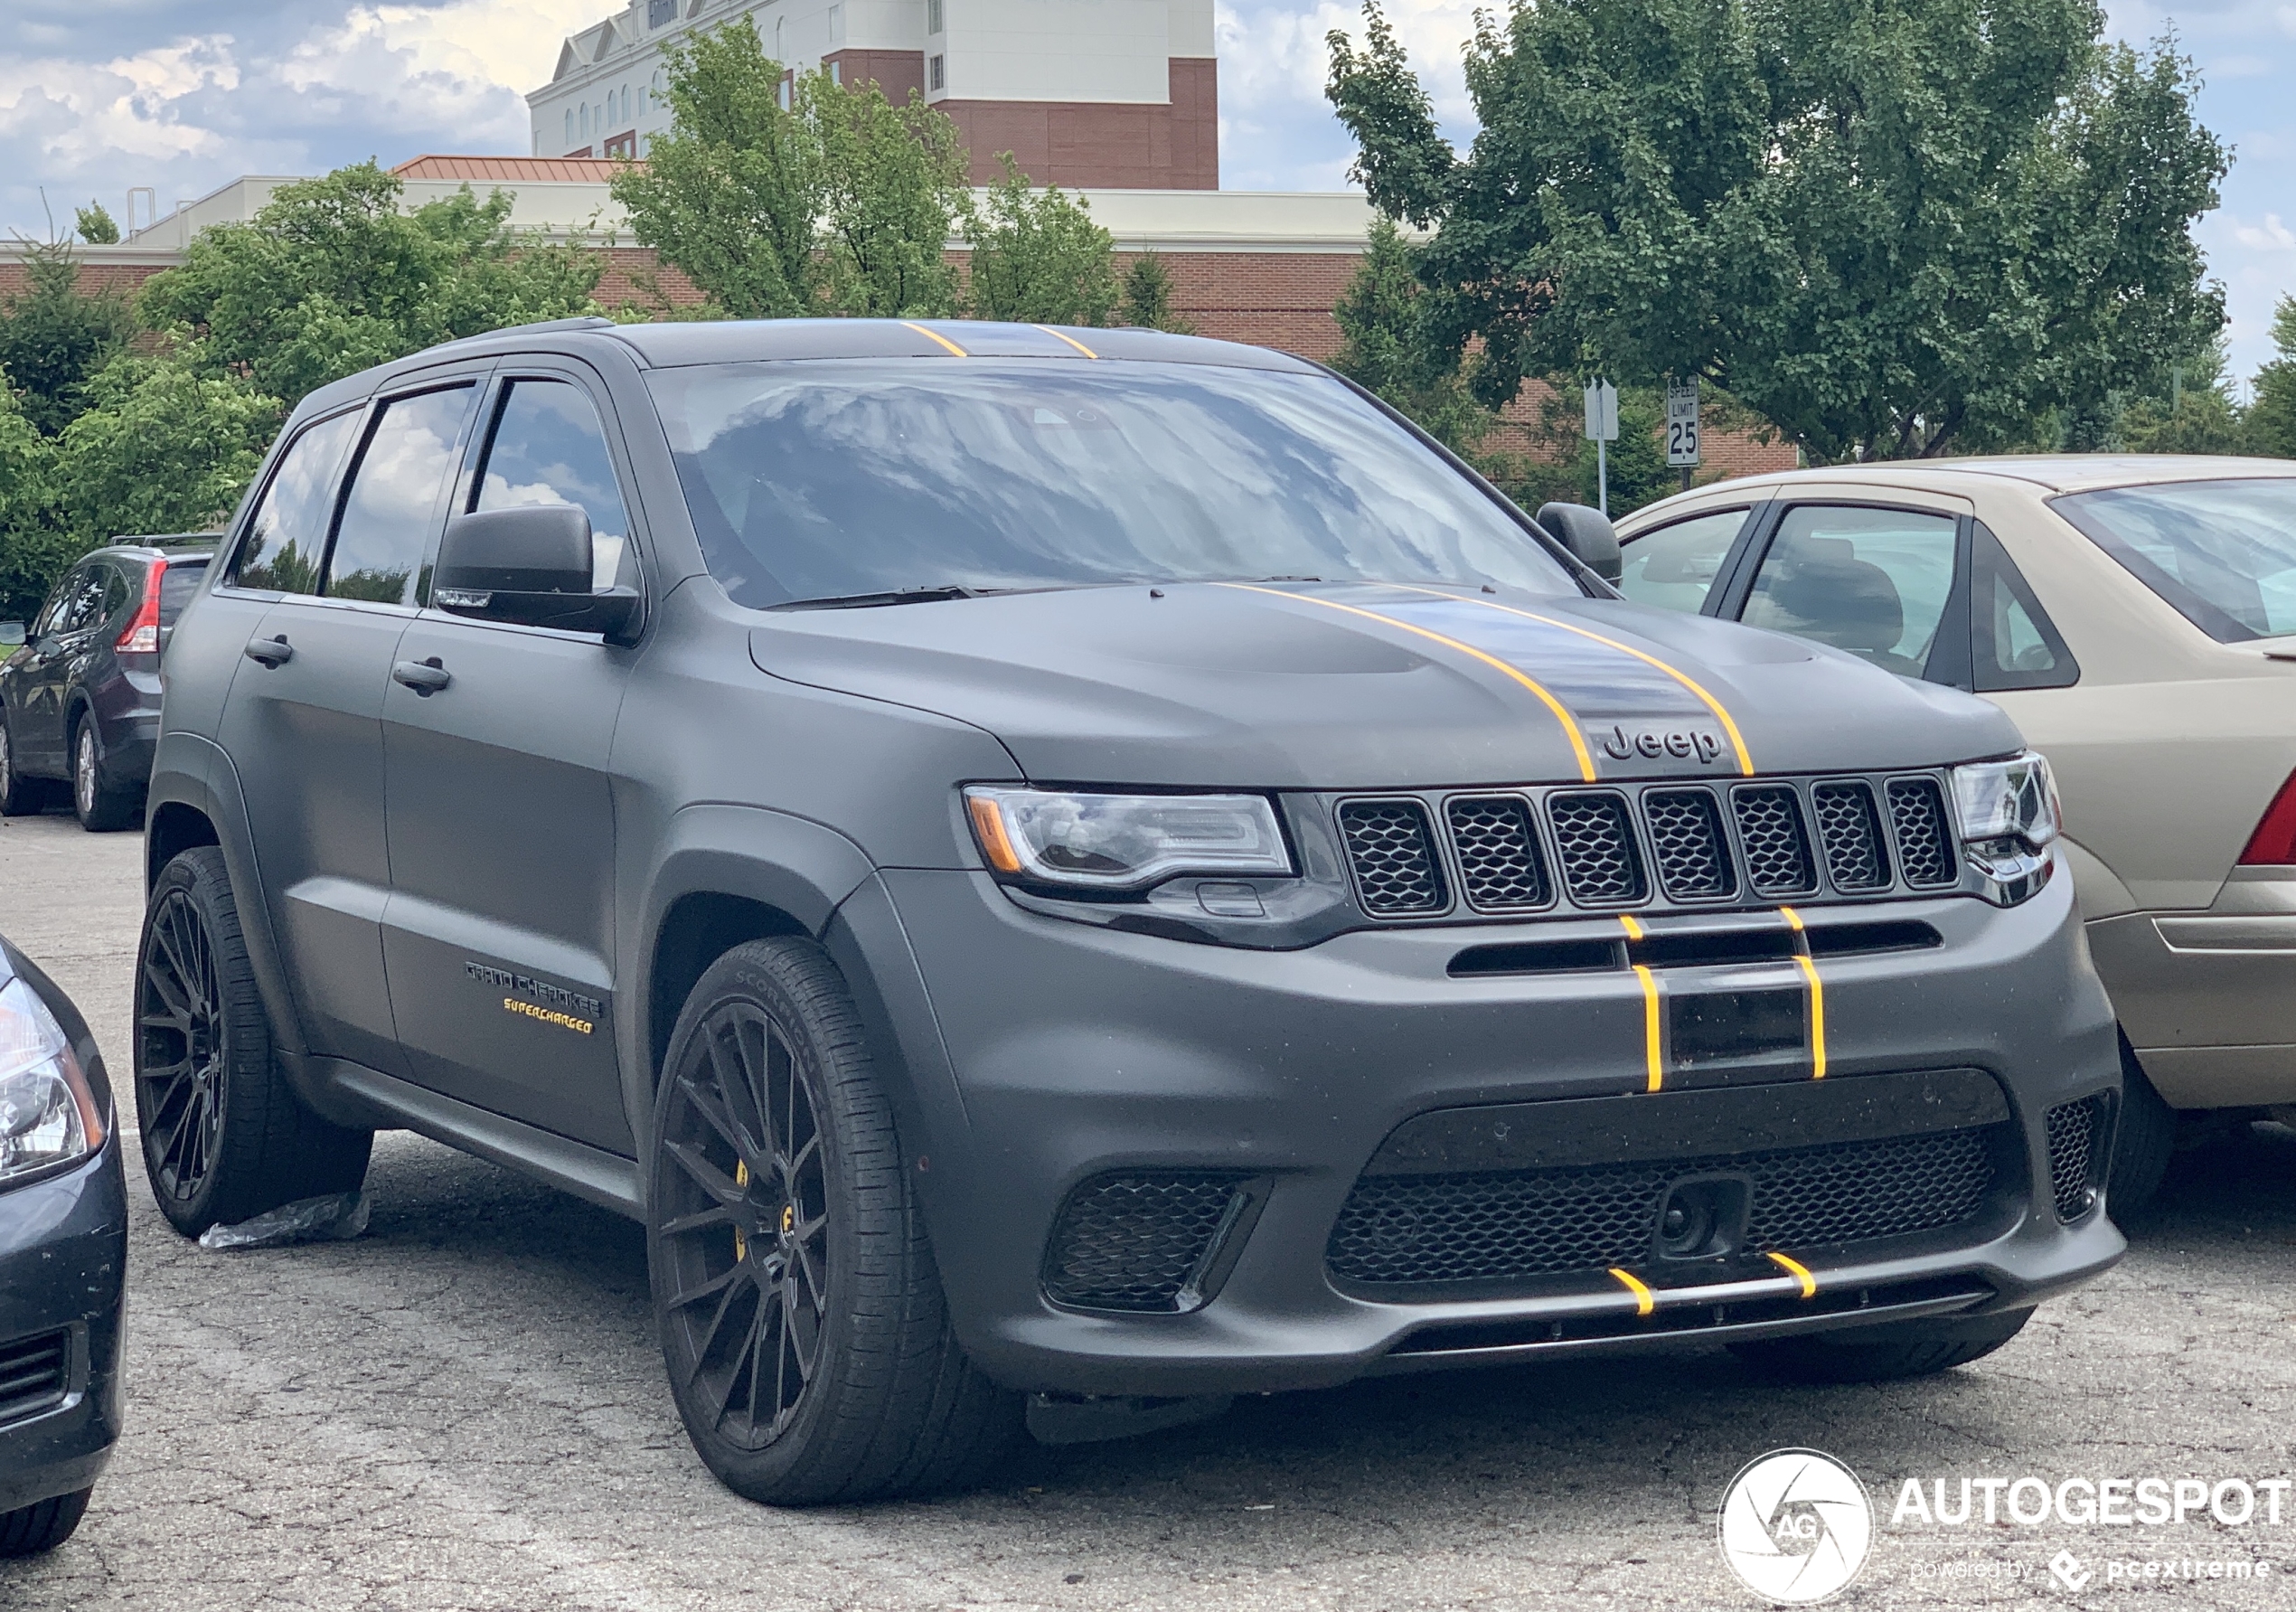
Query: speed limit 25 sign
1666 380 1700 467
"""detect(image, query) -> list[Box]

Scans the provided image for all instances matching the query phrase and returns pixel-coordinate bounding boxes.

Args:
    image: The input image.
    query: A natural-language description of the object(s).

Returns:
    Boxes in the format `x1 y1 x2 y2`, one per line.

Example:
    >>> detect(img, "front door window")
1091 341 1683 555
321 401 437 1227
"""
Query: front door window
1740 506 1959 678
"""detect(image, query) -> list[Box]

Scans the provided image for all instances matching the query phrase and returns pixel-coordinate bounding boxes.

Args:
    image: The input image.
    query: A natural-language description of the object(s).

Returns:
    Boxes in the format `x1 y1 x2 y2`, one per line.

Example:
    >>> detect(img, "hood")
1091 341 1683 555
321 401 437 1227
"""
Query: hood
747 581 2023 788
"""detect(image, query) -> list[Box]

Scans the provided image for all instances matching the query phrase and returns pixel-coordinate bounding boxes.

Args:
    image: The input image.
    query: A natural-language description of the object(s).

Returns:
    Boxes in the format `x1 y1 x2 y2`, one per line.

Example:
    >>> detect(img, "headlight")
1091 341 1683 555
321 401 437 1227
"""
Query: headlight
965 787 1294 890
0 973 103 1187
1948 751 2059 905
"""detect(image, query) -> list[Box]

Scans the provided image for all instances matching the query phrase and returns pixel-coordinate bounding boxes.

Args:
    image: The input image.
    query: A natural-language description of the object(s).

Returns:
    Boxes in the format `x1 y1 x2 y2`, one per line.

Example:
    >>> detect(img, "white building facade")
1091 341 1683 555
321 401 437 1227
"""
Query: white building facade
528 0 1217 189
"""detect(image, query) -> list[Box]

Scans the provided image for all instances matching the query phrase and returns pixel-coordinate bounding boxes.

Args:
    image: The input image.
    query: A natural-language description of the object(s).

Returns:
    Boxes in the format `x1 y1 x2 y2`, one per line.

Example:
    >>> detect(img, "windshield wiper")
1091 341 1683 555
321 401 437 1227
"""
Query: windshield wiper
773 586 988 611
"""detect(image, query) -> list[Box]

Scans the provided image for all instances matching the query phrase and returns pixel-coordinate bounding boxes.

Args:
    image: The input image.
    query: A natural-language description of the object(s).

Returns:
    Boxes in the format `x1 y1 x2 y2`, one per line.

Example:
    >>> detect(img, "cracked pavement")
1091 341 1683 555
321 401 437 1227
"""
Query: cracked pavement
2 809 2292 1610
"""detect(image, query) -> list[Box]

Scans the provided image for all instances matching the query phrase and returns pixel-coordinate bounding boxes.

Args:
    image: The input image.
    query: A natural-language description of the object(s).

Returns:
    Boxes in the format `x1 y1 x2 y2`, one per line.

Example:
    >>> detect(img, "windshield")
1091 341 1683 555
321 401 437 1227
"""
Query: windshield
645 359 1576 608
2054 478 2296 642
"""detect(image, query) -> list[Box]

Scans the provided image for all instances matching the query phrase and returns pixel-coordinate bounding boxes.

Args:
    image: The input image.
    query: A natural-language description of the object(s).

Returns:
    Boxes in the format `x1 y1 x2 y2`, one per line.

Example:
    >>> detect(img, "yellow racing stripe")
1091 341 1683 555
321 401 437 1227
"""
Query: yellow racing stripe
1034 325 1099 358
1779 907 1827 1079
1608 1268 1656 1316
902 321 969 357
1632 963 1662 1093
1388 586 1756 776
1616 913 1644 941
1766 1251 1818 1298
1218 585 1596 780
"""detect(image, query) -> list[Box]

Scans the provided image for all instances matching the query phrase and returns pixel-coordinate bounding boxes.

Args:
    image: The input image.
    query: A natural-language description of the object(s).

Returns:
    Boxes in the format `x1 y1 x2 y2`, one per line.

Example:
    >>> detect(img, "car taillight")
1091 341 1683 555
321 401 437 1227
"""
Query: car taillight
2238 768 2296 865
117 561 162 657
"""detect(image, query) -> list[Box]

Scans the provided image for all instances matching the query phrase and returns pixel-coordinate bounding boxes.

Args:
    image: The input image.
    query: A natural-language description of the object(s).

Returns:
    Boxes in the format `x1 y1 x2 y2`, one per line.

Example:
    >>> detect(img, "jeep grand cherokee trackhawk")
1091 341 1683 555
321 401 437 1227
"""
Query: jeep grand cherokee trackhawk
139 318 2122 1504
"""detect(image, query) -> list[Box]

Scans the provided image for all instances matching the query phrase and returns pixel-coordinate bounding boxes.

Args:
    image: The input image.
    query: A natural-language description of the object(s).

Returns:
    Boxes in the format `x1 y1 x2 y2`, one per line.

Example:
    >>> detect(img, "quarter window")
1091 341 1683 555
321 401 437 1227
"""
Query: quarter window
1741 505 1958 679
472 380 635 589
232 410 361 596
328 387 476 606
1971 524 2078 692
1615 509 1747 614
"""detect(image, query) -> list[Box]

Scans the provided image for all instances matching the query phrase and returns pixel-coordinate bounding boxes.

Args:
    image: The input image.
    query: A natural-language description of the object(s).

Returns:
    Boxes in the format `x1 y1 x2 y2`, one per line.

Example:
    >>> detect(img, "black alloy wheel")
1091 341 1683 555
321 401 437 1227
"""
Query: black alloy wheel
137 882 226 1207
648 938 1020 1504
655 999 832 1450
133 847 372 1236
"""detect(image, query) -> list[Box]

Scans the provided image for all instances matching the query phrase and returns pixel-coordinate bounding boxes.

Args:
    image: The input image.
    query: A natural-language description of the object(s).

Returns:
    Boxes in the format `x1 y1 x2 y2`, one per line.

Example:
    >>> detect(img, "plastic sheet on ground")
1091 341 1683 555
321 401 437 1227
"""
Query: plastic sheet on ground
197 1192 371 1250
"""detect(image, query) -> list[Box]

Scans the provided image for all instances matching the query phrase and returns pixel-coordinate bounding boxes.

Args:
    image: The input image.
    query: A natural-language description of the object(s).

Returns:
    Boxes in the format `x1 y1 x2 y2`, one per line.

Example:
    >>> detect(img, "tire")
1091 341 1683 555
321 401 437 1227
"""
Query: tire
0 1488 91 1556
134 846 373 1237
648 938 1021 1505
1731 1306 2035 1384
71 718 137 833
0 720 51 816
2109 1039 2176 1216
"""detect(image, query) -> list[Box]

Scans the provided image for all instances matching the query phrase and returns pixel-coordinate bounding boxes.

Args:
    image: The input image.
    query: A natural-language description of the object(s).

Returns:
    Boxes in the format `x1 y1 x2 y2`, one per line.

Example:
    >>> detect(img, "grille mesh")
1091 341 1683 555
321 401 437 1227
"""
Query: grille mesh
2045 1095 2110 1221
0 1331 67 1428
1446 796 1550 911
1812 781 1889 890
1327 1127 2000 1288
1042 1174 1245 1312
1547 793 1647 904
1338 800 1446 914
1733 786 1818 896
1887 778 1958 887
1644 788 1735 900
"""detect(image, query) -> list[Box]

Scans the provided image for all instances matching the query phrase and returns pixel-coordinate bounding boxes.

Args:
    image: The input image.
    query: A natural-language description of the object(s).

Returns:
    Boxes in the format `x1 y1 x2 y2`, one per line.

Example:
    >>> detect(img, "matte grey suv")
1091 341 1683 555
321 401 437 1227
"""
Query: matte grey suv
140 317 2122 1505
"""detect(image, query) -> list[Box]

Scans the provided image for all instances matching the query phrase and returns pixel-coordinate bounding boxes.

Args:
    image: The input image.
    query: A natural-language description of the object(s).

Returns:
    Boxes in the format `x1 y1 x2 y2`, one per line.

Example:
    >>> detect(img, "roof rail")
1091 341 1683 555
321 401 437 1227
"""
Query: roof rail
426 316 618 354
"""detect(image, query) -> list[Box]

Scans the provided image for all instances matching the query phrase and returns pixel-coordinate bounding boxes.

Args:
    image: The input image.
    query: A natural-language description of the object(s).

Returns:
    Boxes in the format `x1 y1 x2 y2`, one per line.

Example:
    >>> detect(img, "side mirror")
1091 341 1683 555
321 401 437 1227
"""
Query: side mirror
0 623 22 649
434 506 641 642
1536 502 1623 585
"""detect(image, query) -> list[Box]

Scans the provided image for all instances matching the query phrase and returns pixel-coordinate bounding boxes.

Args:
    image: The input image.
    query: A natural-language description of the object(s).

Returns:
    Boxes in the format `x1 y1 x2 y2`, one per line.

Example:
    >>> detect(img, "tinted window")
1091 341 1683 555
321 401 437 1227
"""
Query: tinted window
52 567 107 635
1741 505 1958 678
1616 509 1748 613
2054 478 2296 642
157 559 210 628
99 566 129 625
234 411 360 595
473 380 635 590
1970 526 2077 692
328 387 475 606
647 360 1576 608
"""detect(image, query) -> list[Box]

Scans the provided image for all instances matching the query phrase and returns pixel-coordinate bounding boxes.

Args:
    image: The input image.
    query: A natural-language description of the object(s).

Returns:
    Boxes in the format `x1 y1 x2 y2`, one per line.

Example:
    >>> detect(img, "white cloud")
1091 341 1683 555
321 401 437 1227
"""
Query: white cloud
2229 212 2296 251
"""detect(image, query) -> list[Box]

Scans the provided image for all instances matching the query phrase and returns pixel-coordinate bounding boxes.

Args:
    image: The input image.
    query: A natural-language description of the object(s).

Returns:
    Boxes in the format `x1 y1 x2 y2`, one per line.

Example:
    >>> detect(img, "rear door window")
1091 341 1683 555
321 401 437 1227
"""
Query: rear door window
233 410 362 595
327 386 477 606
1615 509 1749 613
1739 505 1959 678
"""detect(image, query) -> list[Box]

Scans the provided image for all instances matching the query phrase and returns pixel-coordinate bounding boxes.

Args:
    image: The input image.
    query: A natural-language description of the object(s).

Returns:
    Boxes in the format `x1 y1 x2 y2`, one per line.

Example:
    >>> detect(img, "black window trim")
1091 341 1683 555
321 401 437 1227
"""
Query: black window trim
215 400 372 598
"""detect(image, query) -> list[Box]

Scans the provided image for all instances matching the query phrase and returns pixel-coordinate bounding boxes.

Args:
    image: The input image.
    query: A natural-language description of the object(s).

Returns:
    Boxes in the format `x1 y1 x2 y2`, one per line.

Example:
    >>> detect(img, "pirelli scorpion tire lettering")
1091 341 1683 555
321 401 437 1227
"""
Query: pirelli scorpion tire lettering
1730 1305 2036 1384
647 938 1021 1505
135 847 374 1237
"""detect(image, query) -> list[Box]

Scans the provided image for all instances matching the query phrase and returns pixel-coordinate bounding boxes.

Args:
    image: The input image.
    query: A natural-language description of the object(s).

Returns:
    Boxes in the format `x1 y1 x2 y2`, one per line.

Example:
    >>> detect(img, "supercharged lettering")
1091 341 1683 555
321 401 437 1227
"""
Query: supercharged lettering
465 960 605 1023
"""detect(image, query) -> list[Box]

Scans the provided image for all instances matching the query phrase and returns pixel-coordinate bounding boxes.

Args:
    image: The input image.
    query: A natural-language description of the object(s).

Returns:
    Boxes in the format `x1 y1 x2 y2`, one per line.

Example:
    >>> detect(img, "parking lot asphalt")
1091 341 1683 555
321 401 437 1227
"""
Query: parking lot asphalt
3 806 2294 1611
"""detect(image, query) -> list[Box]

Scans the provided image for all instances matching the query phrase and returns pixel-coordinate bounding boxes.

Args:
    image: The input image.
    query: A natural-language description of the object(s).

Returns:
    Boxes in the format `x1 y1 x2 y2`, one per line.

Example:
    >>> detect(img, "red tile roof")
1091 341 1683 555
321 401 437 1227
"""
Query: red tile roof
391 155 638 183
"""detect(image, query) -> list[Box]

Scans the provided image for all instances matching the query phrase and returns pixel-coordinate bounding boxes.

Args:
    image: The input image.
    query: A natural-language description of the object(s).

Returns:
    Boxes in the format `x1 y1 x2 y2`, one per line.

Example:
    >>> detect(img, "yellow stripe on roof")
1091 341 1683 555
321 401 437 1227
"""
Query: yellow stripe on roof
902 322 969 357
1218 584 1596 781
1034 325 1099 358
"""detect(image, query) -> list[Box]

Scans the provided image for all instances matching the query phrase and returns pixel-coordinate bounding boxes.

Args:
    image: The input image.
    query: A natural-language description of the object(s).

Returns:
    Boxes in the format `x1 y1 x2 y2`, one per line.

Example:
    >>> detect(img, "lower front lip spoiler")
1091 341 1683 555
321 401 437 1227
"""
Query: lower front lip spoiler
1369 1272 1997 1373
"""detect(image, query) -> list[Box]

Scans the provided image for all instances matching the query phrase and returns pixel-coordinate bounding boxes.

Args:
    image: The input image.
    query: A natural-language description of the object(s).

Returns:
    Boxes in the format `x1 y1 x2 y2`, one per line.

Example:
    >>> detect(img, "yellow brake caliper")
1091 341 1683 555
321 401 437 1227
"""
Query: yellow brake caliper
733 1159 749 1261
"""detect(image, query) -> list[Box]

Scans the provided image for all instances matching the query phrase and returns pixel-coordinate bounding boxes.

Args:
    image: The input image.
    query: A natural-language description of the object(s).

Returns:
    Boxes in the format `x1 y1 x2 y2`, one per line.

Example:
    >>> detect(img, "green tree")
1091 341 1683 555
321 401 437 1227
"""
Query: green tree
1329 219 1491 454
613 20 973 319
609 16 823 317
1118 254 1194 333
73 203 119 245
139 161 602 408
0 372 66 622
52 356 281 544
2250 297 2296 460
0 242 133 436
967 156 1117 325
1327 0 2228 462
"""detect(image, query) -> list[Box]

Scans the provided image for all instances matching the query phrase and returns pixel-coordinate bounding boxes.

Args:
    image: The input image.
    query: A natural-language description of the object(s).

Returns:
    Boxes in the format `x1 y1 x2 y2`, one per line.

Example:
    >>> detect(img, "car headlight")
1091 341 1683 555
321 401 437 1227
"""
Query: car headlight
965 787 1294 891
0 972 103 1187
1948 751 2059 906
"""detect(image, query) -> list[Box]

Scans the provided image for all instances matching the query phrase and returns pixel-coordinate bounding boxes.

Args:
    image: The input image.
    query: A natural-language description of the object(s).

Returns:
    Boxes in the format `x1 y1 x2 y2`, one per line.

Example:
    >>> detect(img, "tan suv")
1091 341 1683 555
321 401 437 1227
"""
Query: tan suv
1614 457 2296 1207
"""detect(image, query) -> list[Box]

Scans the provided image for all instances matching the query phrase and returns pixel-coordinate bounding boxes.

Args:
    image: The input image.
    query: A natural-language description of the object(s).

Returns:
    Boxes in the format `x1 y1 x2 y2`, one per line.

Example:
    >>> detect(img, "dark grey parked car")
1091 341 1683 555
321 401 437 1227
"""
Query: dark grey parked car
0 935 127 1555
0 539 214 830
139 317 2122 1504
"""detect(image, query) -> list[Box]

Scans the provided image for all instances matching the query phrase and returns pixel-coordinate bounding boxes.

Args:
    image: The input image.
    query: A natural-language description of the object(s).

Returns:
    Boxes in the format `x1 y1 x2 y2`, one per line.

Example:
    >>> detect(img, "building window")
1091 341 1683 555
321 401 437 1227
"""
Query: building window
579 102 589 137
565 108 574 145
647 0 678 25
829 60 842 85
777 74 791 111
605 131 637 158
927 0 942 32
774 16 785 64
928 53 945 90
827 4 843 42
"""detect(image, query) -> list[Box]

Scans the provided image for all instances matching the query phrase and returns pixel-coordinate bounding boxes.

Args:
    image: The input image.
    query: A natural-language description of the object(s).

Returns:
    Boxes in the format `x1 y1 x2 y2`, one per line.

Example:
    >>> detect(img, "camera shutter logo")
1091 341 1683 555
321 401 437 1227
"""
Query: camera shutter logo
1718 1448 1874 1604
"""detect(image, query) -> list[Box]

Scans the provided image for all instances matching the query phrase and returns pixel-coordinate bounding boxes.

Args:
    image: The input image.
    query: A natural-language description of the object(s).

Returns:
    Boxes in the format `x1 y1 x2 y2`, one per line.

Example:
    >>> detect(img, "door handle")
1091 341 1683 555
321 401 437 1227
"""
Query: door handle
391 657 451 695
242 636 293 668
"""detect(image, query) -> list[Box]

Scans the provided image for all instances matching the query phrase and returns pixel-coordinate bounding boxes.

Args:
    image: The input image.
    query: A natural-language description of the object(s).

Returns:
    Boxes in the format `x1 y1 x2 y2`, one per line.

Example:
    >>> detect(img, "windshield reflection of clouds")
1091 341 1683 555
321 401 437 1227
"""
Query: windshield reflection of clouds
648 361 1573 608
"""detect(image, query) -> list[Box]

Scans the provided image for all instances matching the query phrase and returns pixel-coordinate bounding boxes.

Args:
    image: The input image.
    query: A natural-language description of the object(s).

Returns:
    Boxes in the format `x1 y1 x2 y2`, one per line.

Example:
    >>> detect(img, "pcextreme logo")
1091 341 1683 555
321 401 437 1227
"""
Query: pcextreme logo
1718 1448 1875 1605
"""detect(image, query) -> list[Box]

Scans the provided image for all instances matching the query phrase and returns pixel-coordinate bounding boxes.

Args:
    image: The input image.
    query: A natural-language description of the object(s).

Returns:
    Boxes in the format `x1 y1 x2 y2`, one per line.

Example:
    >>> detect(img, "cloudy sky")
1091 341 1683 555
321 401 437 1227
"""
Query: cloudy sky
3 0 2290 376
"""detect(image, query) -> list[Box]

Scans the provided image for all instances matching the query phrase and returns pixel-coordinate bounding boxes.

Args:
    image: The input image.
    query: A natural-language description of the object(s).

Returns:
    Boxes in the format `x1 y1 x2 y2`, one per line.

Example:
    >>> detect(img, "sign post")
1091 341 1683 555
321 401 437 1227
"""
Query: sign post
1583 379 1619 516
1666 378 1700 492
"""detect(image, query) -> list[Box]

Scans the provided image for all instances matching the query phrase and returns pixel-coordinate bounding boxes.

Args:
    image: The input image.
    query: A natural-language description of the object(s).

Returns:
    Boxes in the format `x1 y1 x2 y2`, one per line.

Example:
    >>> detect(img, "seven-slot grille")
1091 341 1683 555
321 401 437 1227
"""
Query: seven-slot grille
1338 772 1960 919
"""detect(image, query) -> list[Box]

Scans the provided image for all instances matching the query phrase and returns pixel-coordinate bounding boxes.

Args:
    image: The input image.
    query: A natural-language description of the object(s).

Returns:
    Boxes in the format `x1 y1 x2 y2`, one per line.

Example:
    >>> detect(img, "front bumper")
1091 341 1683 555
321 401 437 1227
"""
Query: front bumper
853 865 2123 1398
0 1140 128 1515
